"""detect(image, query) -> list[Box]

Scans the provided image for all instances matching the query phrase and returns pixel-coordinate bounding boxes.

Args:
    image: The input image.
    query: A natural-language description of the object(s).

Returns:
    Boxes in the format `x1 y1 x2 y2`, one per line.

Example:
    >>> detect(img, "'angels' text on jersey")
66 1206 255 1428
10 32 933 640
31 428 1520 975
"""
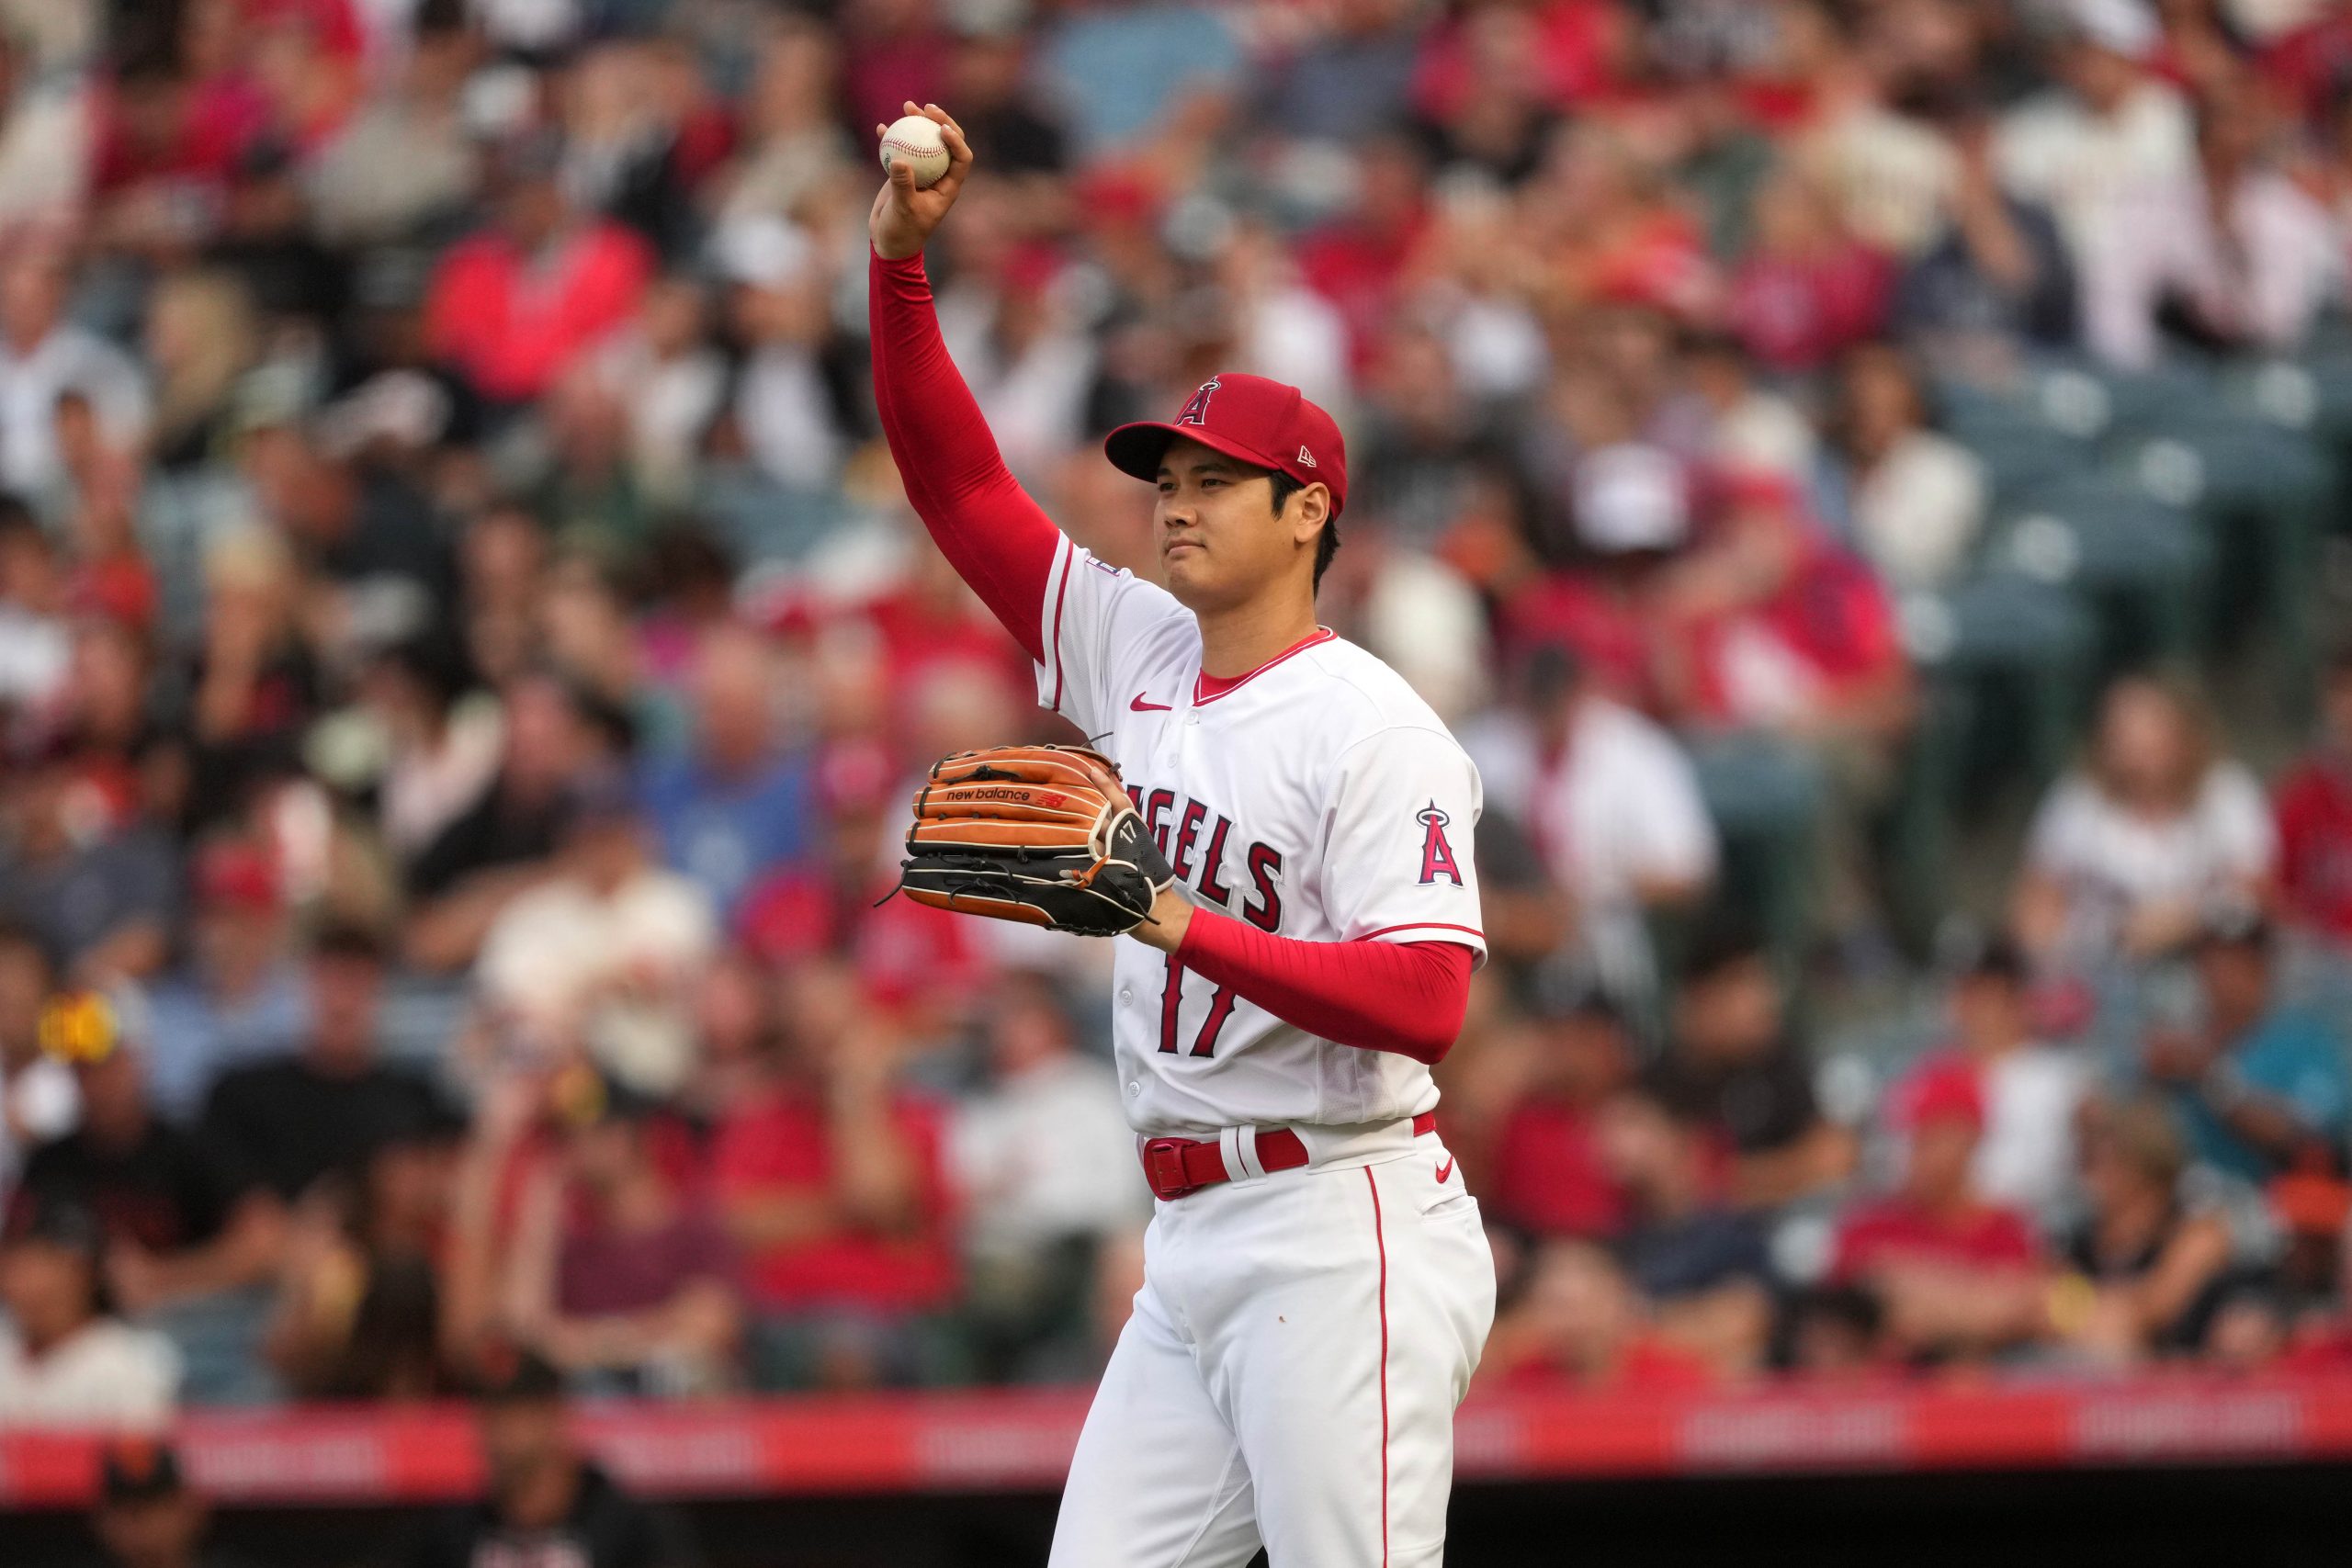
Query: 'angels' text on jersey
1033 537 1486 1136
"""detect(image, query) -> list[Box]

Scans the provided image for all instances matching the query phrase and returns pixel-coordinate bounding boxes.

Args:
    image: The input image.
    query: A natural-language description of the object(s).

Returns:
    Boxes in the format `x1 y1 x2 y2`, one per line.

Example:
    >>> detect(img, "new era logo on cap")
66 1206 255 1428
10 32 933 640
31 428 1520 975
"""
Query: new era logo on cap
1103 373 1348 516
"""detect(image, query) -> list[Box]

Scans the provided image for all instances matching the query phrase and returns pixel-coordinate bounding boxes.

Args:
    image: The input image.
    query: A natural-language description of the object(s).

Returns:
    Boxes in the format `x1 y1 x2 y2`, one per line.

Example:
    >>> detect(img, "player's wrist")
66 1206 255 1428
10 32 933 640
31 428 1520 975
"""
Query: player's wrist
1134 886 1195 953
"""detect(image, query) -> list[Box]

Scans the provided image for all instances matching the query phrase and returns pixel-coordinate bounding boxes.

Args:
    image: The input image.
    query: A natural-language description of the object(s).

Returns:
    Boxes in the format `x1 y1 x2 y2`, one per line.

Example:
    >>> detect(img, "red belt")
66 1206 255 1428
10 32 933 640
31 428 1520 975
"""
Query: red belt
1140 1111 1438 1201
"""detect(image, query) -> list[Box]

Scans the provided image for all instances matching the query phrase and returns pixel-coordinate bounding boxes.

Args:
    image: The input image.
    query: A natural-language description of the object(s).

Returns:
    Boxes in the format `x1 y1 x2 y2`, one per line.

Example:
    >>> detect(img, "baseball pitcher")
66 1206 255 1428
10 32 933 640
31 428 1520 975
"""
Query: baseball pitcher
868 102 1495 1568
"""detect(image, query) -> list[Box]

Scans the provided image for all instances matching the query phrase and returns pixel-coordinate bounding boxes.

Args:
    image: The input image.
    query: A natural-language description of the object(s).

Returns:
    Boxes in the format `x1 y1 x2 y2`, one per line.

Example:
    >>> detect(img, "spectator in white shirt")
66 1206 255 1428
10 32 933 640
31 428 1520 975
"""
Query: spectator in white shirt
0 497 68 726
2015 674 2275 969
2181 80 2341 354
1893 938 2089 1226
0 246 148 498
718 216 848 496
950 972 1148 1381
474 769 717 1098
937 243 1099 491
590 276 727 510
0 1200 179 1428
1826 341 1987 592
1995 0 2200 366
1464 644 1719 1007
2019 67 2338 367
1679 334 1818 485
1220 221 1355 423
0 33 87 232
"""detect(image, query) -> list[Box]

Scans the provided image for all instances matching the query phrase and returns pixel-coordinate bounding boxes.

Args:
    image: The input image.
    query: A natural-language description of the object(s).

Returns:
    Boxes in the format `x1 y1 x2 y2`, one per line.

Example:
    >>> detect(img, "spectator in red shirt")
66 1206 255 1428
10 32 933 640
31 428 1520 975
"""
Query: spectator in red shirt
1410 0 1623 126
1295 136 1429 374
1890 938 2088 1227
90 56 262 235
1725 165 1894 374
1495 437 1694 707
1657 472 1912 742
2274 647 2352 945
734 735 991 1019
424 132 652 409
1487 994 1636 1242
1657 473 1912 945
2258 3 2352 129
1828 1058 2047 1363
710 959 958 1391
1531 130 1718 319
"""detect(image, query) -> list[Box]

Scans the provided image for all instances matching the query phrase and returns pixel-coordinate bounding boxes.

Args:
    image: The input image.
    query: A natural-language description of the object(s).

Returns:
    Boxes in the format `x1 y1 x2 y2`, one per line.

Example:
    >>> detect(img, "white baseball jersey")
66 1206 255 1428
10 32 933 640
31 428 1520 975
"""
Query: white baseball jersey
1031 534 1487 1137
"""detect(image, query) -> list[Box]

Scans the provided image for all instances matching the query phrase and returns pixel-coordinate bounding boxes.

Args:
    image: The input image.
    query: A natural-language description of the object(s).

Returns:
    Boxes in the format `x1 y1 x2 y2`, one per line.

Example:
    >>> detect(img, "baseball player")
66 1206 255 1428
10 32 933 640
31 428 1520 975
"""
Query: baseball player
869 104 1494 1567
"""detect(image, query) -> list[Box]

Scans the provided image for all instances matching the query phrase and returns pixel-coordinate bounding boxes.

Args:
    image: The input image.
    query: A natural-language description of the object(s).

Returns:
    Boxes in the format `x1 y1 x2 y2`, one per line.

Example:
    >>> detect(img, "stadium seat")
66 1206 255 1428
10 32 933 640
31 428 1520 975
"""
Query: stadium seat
1946 412 2096 508
1687 731 1825 970
2121 416 2331 715
1909 574 2097 790
1988 471 2212 676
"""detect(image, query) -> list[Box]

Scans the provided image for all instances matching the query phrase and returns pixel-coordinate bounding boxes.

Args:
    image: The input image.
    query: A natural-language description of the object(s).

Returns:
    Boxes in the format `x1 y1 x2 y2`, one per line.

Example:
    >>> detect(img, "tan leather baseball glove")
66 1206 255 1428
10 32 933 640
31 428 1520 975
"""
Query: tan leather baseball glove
897 744 1176 936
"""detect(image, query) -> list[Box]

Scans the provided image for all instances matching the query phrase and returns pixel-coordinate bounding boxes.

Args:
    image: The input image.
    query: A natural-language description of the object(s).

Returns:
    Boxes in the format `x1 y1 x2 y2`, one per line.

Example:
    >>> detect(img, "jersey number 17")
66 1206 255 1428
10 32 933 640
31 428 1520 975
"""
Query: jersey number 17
1158 954 1238 1057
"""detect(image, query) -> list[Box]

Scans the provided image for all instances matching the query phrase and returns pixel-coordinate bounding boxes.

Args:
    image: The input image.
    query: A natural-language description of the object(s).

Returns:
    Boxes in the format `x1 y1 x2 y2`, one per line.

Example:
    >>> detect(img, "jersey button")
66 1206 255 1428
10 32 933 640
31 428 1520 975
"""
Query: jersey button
1118 987 1133 1004
1126 1081 1142 1098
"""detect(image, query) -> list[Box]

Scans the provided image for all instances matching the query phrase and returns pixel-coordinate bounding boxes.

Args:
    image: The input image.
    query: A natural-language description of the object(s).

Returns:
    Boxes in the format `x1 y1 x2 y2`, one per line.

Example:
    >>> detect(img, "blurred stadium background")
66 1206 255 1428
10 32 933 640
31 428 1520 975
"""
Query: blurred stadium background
9 0 2352 1562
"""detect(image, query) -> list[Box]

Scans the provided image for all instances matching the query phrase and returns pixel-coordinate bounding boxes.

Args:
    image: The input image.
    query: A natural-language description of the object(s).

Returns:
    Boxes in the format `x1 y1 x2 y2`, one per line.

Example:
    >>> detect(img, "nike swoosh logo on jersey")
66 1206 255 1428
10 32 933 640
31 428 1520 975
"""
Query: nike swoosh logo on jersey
1129 694 1172 712
1435 1156 1455 1184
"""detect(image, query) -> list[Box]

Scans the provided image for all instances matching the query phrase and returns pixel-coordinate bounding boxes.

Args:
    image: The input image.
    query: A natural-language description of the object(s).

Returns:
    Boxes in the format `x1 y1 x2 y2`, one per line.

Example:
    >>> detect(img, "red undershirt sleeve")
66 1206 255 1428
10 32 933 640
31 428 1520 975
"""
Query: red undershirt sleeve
869 248 1063 662
1173 911 1475 1065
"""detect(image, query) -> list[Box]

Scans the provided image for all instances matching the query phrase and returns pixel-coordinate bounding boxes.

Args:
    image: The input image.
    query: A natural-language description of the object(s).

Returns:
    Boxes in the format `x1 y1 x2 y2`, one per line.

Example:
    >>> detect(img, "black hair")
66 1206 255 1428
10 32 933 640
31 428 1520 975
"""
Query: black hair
518 662 639 757
1790 1282 1885 1341
1679 916 1769 987
1266 470 1340 592
0 491 40 541
311 920 390 966
1520 642 1585 707
1951 931 2028 987
0 917 51 981
376 633 475 715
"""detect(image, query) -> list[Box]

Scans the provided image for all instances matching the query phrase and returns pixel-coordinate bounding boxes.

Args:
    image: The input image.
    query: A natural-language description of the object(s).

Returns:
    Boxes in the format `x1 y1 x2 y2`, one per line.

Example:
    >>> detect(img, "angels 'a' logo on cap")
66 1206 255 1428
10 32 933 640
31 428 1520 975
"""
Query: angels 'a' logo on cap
1416 802 1463 886
1296 446 1317 468
1176 378 1220 426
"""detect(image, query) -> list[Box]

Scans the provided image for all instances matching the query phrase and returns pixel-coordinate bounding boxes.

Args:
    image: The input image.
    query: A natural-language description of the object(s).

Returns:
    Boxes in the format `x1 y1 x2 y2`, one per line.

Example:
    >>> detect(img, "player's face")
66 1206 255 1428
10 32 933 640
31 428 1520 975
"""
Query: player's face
1153 439 1320 611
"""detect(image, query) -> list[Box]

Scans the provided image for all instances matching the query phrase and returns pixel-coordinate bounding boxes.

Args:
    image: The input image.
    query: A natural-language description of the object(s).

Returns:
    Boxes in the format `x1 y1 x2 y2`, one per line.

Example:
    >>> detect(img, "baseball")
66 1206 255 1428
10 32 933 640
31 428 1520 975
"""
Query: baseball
879 115 951 189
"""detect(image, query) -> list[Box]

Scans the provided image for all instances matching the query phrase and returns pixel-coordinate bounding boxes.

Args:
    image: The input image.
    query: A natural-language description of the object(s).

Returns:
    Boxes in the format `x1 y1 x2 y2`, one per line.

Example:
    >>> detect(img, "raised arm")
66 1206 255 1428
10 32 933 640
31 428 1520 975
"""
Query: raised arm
869 102 1062 660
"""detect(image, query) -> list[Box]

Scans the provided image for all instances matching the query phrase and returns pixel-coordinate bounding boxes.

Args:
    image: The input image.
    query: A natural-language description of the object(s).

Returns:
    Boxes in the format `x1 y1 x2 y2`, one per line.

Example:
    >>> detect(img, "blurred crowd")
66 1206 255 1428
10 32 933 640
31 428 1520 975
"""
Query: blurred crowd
13 0 2352 1425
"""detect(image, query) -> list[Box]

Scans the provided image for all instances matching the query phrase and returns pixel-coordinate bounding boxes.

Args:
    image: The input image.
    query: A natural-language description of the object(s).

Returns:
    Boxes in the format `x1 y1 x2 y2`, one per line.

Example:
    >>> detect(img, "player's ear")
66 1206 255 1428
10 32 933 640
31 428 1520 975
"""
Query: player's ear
1288 483 1330 547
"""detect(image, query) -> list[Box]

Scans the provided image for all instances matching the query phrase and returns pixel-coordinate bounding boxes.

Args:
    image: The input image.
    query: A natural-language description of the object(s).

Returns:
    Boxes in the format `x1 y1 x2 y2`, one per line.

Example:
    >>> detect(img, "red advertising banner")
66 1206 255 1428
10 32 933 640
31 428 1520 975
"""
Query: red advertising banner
6 1375 2349 1510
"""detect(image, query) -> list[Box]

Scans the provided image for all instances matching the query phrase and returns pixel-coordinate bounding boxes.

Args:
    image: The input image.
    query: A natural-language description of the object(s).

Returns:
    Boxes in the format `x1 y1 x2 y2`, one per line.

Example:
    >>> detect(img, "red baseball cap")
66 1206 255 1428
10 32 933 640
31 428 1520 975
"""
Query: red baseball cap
1896 1058 1986 1134
193 842 280 914
1104 374 1348 517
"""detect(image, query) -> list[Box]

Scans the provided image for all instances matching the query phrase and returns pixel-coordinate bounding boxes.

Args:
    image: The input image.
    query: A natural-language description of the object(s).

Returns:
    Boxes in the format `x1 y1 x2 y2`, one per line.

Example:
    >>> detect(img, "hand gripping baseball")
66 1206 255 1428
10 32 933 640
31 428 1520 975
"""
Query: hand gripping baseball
896 744 1177 937
869 101 974 261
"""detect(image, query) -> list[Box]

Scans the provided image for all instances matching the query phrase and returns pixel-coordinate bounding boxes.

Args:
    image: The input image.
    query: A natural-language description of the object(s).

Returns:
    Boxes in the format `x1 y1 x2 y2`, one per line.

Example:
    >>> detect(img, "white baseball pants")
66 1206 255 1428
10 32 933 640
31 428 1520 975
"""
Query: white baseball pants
1048 1138 1496 1567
